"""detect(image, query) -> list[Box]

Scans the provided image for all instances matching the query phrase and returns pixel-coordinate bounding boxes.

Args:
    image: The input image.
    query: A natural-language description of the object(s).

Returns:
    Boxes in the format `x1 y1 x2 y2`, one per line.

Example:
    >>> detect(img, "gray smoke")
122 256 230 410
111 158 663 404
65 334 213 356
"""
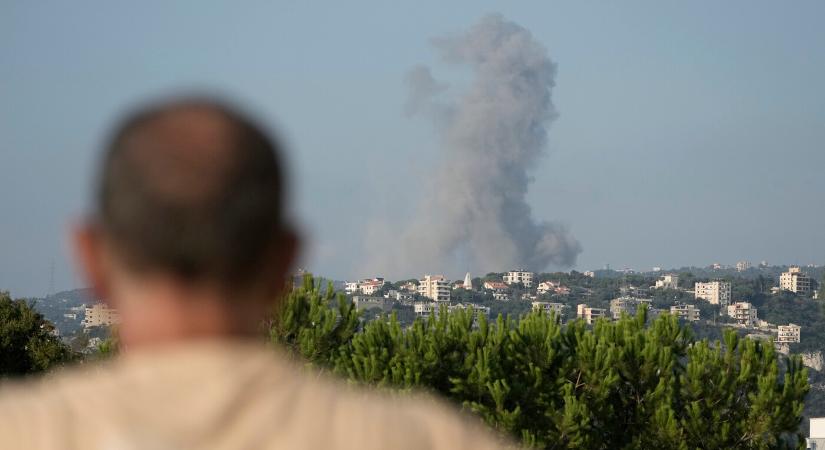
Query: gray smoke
369 14 581 277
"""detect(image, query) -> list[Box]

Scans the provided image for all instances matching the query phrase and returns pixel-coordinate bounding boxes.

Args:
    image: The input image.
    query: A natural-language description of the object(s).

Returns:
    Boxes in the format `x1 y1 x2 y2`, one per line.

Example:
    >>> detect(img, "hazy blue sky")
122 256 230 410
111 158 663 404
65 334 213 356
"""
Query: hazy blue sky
3 1 825 296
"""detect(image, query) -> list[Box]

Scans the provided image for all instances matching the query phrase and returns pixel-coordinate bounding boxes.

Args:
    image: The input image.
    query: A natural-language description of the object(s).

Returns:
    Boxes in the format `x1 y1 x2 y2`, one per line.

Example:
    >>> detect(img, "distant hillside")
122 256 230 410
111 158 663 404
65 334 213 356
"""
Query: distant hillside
30 288 97 336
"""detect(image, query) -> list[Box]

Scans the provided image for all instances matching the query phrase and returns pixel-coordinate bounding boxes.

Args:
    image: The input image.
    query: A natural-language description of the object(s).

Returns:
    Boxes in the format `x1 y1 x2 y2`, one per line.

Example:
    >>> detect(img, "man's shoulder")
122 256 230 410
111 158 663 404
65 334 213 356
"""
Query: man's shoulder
294 373 509 449
0 343 512 449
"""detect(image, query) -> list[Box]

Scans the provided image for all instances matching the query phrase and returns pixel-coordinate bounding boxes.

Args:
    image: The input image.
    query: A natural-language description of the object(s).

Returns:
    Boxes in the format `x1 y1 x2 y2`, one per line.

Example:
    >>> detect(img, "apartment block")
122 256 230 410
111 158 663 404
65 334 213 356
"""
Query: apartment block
777 323 801 344
483 281 510 301
81 303 120 328
345 278 385 295
418 275 450 302
654 274 679 289
780 266 812 294
414 302 489 320
577 304 607 325
727 302 758 327
808 417 825 449
694 281 732 306
532 301 565 317
670 303 700 322
609 297 653 320
504 270 534 288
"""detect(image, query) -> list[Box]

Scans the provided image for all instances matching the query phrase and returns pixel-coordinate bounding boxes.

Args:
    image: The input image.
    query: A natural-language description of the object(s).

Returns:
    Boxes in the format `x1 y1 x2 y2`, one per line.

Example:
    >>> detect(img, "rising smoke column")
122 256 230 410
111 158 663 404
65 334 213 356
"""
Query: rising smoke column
373 14 581 277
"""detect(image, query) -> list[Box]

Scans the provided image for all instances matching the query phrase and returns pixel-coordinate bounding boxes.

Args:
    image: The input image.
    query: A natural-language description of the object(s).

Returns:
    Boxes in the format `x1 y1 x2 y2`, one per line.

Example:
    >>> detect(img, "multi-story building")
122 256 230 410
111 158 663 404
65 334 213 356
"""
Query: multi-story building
414 302 489 320
736 260 752 272
81 303 120 328
777 323 801 344
536 281 570 296
345 278 386 295
359 278 385 295
584 271 595 278
483 281 510 301
654 274 679 290
577 304 607 325
384 290 414 302
504 270 534 288
779 266 812 294
451 303 490 320
414 302 435 318
670 303 700 322
727 302 758 327
694 281 732 306
609 297 653 320
531 301 565 317
418 275 450 302
808 417 825 450
344 282 360 294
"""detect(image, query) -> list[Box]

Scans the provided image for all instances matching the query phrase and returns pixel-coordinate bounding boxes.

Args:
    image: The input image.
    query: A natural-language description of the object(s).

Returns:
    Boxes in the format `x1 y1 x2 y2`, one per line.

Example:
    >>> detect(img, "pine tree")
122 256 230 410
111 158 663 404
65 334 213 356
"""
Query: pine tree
271 275 810 449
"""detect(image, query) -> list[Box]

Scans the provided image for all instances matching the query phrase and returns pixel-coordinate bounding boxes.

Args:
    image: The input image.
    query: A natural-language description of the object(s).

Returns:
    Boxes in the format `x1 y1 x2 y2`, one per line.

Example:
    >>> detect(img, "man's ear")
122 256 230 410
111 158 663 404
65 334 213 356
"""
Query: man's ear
71 222 111 302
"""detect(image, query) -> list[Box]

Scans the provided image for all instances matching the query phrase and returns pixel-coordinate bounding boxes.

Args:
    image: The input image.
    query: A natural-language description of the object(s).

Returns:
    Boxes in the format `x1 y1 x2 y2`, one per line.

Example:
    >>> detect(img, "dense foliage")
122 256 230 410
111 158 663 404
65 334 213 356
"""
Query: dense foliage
0 291 75 376
273 276 810 449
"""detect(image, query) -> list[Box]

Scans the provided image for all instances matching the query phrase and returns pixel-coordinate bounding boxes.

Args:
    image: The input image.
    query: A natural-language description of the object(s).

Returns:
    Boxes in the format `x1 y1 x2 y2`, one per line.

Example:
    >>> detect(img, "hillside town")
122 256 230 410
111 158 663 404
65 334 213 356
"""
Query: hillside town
338 265 815 357
35 262 824 365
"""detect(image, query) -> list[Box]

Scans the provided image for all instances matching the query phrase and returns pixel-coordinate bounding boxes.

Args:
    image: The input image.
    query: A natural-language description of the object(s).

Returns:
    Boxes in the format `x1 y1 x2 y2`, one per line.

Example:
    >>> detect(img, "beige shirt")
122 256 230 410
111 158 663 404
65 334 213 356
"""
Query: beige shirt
0 340 510 450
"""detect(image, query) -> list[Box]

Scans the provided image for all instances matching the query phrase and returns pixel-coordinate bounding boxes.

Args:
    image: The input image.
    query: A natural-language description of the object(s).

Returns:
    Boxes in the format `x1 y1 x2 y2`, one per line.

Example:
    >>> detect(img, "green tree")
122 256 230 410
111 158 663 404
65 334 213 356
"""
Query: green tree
271 276 810 449
0 291 75 376
270 275 360 367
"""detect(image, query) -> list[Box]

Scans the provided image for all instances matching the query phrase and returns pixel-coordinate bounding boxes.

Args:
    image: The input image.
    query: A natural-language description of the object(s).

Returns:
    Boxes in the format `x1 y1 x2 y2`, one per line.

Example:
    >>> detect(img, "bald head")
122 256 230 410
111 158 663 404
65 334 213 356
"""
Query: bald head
97 98 290 289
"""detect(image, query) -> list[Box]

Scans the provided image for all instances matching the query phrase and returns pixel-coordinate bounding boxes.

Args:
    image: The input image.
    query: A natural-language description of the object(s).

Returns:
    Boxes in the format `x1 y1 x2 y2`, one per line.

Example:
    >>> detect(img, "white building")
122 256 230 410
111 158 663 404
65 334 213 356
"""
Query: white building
384 290 414 302
538 281 569 295
670 303 700 322
577 304 607 325
418 275 450 302
808 418 825 450
345 278 386 295
777 323 801 344
360 279 385 295
532 301 565 317
609 297 653 320
483 281 510 301
736 260 752 272
414 302 489 320
727 302 758 327
504 270 534 288
414 302 435 318
584 271 595 278
654 274 679 290
451 303 490 320
780 266 812 294
344 282 360 294
81 303 120 328
694 281 732 306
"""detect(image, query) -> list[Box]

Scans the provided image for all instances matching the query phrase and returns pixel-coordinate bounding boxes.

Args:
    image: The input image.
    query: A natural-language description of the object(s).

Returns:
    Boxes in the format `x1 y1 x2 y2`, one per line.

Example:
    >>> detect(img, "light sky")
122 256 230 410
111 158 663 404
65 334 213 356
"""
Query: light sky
2 1 825 297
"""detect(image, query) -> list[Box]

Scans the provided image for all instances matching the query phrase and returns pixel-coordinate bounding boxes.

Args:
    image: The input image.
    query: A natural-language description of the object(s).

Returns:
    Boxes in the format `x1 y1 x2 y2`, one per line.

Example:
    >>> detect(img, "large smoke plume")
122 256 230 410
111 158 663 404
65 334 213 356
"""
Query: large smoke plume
368 14 581 277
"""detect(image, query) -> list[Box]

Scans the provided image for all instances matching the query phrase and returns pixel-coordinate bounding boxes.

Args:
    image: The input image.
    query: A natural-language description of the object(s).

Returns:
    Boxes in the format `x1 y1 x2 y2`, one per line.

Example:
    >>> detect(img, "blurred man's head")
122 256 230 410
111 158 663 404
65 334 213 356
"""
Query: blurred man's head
74 97 299 346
